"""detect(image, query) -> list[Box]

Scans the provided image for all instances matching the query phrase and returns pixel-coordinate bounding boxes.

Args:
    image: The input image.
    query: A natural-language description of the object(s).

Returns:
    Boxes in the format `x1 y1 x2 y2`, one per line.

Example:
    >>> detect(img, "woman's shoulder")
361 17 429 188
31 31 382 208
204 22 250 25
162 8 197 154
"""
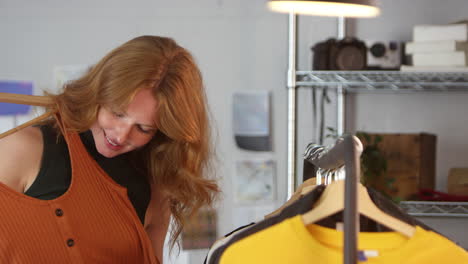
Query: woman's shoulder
0 125 43 152
0 126 44 192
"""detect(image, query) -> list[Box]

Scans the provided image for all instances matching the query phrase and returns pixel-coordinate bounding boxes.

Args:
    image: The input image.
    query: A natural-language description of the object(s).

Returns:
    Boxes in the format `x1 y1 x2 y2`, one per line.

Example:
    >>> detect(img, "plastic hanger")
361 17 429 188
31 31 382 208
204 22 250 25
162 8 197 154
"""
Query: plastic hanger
0 92 53 107
301 179 416 237
264 178 317 219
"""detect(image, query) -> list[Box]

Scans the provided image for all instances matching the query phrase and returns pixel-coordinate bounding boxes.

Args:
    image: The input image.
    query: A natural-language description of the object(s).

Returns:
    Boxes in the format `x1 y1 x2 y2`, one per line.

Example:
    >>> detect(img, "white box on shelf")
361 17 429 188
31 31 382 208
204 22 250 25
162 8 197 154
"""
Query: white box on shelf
413 23 468 42
412 51 467 66
405 40 468 54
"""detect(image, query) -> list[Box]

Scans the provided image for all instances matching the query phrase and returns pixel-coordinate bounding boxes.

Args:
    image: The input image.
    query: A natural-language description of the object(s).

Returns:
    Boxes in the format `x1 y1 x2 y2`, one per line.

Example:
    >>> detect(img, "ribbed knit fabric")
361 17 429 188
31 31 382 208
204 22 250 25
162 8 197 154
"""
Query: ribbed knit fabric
0 123 157 263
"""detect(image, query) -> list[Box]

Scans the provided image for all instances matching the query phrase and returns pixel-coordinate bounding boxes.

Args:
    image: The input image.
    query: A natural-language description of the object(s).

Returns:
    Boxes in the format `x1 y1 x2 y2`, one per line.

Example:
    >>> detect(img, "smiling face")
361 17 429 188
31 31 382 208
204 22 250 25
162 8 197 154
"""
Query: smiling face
90 88 158 158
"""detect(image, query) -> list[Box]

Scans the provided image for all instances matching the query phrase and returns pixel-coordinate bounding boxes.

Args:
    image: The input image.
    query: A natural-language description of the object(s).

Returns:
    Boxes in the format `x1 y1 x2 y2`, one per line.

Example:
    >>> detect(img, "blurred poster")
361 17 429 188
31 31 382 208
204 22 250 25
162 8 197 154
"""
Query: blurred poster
0 81 33 115
234 159 276 204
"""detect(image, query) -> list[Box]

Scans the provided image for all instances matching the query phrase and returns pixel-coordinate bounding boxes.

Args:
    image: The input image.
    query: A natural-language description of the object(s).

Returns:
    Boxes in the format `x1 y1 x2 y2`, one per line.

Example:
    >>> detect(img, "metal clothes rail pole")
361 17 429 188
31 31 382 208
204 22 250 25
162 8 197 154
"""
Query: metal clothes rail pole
343 136 359 264
285 14 357 262
304 135 361 264
286 11 297 199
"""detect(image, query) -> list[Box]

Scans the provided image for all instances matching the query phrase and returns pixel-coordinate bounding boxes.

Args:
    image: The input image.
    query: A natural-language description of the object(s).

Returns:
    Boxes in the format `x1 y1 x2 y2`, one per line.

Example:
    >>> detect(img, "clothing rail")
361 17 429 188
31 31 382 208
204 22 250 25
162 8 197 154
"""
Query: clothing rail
303 135 363 264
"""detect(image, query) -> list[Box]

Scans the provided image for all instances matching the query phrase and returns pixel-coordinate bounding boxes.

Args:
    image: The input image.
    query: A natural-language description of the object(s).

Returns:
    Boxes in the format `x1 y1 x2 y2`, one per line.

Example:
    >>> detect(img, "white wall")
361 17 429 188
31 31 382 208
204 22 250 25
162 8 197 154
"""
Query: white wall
1 0 468 262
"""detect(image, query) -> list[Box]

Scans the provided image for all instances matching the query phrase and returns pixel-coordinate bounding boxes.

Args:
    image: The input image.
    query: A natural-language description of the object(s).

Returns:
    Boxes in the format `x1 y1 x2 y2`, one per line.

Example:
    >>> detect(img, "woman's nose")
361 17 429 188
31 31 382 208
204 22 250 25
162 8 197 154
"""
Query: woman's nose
115 123 132 145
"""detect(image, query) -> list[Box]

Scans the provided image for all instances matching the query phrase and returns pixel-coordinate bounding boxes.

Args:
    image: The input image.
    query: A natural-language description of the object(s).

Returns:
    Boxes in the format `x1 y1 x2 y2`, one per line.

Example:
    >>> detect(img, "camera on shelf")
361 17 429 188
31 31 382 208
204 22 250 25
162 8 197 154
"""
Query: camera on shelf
311 37 367 71
365 41 402 70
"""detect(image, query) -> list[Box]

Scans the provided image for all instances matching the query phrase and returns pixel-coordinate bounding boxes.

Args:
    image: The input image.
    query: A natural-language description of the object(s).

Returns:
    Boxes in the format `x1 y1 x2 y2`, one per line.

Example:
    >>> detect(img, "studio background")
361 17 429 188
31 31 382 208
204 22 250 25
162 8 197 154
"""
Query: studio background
1 0 468 263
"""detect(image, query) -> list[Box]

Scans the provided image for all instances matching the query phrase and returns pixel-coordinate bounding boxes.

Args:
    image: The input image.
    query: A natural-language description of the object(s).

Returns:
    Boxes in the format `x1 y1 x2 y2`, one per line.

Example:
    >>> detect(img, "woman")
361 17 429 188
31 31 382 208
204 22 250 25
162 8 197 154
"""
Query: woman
0 35 219 263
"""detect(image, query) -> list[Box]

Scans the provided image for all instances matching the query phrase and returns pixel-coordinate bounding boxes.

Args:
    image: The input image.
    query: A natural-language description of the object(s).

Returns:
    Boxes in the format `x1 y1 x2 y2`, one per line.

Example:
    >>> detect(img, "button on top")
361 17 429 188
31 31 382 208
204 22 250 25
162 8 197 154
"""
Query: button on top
55 208 64 217
67 239 75 247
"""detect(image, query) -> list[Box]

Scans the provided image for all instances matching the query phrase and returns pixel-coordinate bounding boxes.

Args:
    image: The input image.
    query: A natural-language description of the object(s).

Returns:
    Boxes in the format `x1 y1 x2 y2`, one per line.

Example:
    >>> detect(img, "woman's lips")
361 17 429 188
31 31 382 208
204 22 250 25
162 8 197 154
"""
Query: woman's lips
104 133 123 151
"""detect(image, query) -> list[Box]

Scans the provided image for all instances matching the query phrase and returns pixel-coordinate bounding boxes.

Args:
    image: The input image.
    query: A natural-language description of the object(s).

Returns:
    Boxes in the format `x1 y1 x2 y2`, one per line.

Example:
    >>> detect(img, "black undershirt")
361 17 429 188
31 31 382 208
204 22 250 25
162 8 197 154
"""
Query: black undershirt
24 125 151 224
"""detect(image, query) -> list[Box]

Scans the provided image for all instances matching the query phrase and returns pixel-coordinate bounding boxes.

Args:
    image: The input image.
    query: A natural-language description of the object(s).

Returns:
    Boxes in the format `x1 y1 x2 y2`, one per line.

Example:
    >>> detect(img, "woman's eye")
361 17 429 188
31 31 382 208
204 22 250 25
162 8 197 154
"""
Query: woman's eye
113 111 125 118
138 126 154 134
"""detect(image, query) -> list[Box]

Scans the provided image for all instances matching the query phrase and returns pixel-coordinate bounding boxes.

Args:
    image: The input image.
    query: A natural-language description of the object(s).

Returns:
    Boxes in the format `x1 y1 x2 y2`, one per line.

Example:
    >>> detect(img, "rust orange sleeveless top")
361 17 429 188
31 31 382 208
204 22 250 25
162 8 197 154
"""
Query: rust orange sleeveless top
0 119 157 263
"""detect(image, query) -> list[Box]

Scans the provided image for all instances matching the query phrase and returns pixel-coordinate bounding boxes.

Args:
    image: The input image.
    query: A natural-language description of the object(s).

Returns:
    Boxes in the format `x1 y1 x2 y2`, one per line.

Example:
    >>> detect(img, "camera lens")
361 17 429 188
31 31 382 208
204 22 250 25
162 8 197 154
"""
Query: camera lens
370 43 386 58
389 42 398 51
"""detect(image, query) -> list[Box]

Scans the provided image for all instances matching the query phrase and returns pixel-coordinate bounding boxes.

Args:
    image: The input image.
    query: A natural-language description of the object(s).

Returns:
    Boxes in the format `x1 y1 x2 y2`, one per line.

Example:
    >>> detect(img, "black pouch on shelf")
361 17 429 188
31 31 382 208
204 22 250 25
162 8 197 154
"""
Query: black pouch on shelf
311 37 367 70
311 38 336 70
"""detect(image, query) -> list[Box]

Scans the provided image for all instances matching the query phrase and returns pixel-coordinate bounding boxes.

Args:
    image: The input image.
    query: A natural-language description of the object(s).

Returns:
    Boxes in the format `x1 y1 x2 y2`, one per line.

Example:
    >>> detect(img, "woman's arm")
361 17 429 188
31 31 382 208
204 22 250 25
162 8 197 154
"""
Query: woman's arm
144 186 171 264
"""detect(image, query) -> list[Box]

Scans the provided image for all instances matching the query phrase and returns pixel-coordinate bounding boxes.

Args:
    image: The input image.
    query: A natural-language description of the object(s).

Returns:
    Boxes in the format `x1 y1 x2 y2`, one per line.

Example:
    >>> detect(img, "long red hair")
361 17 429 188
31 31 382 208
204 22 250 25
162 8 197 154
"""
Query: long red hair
48 35 219 248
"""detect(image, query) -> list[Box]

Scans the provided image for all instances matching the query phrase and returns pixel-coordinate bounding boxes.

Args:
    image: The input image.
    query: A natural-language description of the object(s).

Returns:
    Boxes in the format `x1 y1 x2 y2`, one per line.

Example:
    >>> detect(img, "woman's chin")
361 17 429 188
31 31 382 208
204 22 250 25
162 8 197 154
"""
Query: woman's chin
96 144 120 158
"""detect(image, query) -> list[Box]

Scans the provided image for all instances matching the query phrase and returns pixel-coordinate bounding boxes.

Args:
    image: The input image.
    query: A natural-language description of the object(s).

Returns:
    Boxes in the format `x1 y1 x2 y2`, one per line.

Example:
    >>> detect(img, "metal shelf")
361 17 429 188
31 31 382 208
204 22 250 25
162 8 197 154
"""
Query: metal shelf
295 71 468 217
399 201 468 218
296 71 468 93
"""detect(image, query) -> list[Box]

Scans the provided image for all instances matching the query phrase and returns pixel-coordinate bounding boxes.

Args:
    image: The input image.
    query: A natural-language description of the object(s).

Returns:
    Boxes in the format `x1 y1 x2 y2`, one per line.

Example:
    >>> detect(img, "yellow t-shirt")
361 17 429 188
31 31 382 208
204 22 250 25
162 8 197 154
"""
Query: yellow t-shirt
220 215 468 264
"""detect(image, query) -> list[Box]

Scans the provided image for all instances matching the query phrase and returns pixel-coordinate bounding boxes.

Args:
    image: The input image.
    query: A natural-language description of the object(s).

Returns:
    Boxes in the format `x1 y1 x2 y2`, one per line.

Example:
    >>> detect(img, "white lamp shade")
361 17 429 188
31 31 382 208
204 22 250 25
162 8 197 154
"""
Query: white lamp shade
267 0 380 17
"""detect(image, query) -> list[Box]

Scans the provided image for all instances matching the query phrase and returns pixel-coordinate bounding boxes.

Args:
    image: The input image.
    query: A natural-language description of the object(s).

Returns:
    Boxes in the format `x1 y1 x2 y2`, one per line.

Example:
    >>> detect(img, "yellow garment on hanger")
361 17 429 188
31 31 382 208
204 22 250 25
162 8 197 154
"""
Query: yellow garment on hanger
219 215 468 264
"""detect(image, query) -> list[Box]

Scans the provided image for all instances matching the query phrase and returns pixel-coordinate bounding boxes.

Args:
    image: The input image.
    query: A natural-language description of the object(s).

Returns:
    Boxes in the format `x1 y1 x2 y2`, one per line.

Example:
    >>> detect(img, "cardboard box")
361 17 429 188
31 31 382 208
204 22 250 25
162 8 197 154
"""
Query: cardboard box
448 168 468 195
358 133 437 200
181 208 217 250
